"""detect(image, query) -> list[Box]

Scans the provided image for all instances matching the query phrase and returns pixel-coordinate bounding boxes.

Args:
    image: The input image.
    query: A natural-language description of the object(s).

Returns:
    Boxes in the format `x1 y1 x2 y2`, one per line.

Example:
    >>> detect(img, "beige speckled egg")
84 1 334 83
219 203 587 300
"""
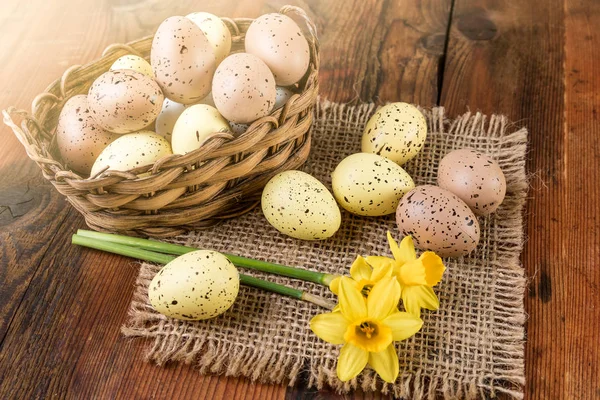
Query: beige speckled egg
90 131 172 176
437 148 506 216
87 70 163 134
362 103 427 166
245 13 310 86
331 153 415 216
149 250 239 321
274 86 294 109
396 185 480 258
110 55 154 78
212 53 276 124
56 95 119 175
151 16 216 104
262 171 341 240
229 121 248 135
154 98 186 142
171 104 230 154
186 12 231 63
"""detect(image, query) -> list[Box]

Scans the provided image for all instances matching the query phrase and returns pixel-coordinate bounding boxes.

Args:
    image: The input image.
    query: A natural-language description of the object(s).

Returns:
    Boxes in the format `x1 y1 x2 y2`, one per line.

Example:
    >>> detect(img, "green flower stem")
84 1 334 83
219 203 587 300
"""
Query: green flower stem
72 234 335 310
76 229 338 286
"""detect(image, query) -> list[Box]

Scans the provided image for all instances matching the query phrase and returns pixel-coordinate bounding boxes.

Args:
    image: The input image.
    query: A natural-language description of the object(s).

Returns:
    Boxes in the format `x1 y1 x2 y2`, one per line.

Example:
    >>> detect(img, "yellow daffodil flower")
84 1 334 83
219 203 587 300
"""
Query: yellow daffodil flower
329 256 393 297
310 276 423 383
366 232 445 317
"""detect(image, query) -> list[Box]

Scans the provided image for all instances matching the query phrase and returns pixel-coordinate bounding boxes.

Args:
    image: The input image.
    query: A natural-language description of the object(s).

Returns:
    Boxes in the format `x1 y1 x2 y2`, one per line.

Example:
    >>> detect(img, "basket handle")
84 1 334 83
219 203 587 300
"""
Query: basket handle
279 5 320 71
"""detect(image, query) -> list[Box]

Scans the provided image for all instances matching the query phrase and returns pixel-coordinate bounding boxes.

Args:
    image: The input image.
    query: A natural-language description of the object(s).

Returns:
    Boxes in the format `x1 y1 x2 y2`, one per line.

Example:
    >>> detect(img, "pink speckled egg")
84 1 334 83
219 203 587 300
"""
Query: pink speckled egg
212 53 276 124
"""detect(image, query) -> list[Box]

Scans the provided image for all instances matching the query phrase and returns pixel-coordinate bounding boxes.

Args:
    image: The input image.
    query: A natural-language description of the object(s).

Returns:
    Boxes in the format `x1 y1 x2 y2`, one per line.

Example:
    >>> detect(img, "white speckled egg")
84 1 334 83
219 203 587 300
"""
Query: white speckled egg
87 70 163 134
151 16 216 104
212 53 276 124
331 153 415 216
262 171 341 240
154 98 186 142
362 102 427 166
149 250 239 321
186 12 231 63
110 55 154 78
229 121 248 135
274 86 294 109
437 148 506 216
245 13 310 86
396 185 480 258
197 91 216 107
171 104 230 154
56 95 119 175
90 131 172 177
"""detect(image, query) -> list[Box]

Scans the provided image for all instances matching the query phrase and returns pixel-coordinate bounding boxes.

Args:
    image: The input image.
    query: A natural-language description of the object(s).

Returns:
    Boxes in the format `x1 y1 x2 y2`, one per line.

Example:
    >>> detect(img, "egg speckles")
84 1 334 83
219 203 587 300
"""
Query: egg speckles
362 102 427 165
262 171 341 240
56 95 119 175
245 13 310 86
331 153 415 216
396 185 480 258
87 70 163 134
151 16 217 104
171 104 230 155
212 53 276 124
437 148 506 216
149 250 239 320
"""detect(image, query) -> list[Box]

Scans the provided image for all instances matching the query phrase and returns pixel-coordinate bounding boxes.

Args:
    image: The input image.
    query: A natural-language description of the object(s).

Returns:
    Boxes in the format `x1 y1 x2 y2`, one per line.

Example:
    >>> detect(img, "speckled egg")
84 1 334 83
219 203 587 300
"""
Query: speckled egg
171 104 230 154
245 13 310 86
151 16 216 104
437 148 506 216
229 121 248 135
261 170 341 240
90 131 172 177
56 95 119 175
197 91 216 107
154 98 186 142
361 102 427 166
87 70 163 134
110 55 154 78
149 250 239 321
212 53 276 124
396 185 480 258
331 153 415 216
274 86 294 109
186 12 232 63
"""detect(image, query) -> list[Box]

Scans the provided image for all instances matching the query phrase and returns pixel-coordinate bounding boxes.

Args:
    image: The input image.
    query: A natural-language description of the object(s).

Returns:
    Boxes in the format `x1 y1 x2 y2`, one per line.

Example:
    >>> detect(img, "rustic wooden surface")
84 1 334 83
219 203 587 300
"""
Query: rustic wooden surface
0 0 598 399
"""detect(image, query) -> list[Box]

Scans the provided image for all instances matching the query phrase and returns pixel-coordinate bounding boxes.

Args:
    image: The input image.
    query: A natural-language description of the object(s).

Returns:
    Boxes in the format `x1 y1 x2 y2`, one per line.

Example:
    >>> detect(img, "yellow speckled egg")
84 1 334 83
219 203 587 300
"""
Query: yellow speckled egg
149 250 239 321
171 104 230 154
186 12 231 63
110 55 154 78
262 171 341 240
362 102 427 166
331 153 415 216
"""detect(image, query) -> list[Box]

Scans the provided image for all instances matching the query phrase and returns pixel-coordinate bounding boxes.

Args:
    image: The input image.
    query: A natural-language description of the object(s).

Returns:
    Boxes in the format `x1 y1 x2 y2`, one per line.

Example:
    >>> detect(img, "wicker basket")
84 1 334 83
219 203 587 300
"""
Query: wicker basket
3 6 319 238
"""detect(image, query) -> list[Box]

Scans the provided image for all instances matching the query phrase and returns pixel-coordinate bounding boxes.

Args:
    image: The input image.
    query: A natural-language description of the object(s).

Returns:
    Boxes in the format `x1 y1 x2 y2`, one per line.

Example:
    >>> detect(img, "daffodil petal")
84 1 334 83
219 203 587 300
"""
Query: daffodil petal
367 277 401 320
383 311 423 341
310 312 349 344
401 285 440 317
337 343 369 382
365 256 396 272
398 259 428 286
387 231 404 263
370 261 393 282
398 235 417 264
329 277 341 295
420 252 446 286
368 343 399 383
339 276 367 321
349 256 373 282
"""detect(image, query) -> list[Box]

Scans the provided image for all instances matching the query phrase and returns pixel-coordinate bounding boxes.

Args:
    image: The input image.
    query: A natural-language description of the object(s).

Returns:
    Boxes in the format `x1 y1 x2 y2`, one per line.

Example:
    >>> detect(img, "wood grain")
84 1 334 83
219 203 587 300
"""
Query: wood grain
440 0 600 398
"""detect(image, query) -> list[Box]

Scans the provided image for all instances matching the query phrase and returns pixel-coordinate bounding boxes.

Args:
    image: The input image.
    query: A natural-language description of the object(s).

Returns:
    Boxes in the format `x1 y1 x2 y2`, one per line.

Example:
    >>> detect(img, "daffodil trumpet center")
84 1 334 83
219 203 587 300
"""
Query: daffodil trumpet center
344 319 392 353
356 279 374 297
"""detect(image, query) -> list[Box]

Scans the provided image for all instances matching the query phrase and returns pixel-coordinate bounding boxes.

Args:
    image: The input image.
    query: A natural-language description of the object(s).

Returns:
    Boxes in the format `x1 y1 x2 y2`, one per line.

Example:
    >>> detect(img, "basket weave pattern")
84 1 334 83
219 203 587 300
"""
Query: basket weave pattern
2 6 319 237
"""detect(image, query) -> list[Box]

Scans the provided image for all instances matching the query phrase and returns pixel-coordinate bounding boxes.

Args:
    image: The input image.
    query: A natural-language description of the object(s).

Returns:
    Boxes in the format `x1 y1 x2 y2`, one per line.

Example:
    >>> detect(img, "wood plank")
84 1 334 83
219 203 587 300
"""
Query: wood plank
440 0 600 398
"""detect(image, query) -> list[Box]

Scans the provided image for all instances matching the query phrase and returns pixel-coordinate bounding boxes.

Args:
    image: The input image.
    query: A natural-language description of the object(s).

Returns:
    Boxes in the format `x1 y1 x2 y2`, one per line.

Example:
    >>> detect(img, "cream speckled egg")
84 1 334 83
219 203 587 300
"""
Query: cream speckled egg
151 16 216 104
212 53 276 124
362 102 427 165
90 131 172 176
56 95 119 175
262 171 341 240
186 12 232 63
396 185 480 257
171 104 230 154
331 153 415 216
154 98 186 142
88 70 163 134
245 13 310 86
437 148 506 216
110 55 154 78
149 250 239 321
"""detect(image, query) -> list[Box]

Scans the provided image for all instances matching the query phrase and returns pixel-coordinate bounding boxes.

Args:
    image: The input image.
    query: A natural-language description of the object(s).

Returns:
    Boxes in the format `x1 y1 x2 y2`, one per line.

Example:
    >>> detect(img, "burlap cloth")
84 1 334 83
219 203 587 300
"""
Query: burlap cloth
122 100 528 399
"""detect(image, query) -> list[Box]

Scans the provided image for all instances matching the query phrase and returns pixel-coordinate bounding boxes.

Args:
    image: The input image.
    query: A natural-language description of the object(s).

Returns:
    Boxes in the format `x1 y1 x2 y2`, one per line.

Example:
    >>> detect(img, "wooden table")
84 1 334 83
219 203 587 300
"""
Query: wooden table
1 0 598 398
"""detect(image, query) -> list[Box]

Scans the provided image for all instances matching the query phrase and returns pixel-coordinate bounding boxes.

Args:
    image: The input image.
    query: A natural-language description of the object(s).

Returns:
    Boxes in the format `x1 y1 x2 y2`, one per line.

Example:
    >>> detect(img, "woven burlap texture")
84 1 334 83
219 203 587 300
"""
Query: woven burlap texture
122 100 528 399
